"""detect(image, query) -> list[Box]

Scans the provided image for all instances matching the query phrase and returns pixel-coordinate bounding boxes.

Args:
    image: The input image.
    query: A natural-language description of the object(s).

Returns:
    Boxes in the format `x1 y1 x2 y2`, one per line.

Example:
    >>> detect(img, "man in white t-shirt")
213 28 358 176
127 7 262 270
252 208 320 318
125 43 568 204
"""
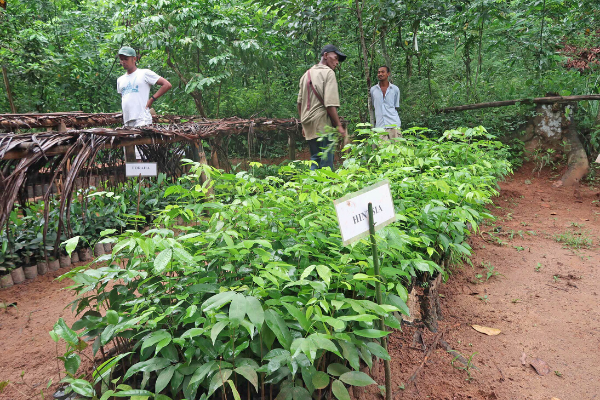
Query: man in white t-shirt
117 46 172 127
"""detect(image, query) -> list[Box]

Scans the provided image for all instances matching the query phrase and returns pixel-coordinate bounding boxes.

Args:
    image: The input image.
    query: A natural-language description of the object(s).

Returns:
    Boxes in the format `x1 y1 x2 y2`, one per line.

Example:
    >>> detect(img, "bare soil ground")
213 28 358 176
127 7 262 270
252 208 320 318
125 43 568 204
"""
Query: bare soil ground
1 163 599 400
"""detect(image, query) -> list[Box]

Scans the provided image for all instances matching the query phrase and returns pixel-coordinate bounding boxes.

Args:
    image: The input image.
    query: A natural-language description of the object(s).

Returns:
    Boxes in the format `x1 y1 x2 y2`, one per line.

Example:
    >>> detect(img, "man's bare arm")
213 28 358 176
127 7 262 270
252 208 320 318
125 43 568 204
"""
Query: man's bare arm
326 106 346 135
147 77 172 108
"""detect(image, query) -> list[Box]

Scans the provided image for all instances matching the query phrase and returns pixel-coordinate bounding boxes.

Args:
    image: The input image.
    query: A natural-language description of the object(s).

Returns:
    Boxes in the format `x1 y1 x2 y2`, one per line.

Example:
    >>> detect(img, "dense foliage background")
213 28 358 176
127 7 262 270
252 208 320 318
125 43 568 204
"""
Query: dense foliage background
2 0 598 151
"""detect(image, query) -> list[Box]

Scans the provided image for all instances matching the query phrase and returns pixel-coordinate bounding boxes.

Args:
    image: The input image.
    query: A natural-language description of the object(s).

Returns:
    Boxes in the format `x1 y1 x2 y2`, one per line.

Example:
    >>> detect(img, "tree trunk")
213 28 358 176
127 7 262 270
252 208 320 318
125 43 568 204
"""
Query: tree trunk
355 0 374 125
475 11 485 88
2 66 17 113
463 30 472 96
166 54 207 117
380 26 392 81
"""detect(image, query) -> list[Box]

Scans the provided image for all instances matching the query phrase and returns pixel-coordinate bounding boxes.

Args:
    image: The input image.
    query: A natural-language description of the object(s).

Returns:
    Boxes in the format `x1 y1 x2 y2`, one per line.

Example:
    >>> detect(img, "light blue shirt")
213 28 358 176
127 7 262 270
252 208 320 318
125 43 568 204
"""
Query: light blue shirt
370 83 401 129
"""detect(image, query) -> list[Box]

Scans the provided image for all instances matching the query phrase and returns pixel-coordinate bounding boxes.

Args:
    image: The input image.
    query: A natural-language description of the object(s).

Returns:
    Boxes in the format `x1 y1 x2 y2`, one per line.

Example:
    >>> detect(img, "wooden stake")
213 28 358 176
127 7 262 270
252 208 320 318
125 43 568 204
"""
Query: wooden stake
288 130 296 160
368 202 391 400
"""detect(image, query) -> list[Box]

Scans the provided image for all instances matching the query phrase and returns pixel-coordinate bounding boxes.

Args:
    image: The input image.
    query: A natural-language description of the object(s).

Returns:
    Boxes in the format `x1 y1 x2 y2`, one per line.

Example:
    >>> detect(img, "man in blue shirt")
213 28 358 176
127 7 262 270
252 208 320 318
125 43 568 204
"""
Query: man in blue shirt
370 66 401 139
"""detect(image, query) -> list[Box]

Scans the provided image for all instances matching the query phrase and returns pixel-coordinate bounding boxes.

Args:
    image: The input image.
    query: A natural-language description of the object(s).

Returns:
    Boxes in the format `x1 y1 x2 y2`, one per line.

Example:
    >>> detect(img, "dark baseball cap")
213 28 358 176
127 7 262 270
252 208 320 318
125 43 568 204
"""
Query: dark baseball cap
321 44 347 62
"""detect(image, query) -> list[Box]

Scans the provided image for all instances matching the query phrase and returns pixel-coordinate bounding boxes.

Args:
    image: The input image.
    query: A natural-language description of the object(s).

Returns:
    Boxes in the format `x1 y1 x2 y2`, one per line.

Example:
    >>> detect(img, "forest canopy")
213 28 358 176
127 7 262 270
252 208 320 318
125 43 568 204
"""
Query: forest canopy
1 0 599 149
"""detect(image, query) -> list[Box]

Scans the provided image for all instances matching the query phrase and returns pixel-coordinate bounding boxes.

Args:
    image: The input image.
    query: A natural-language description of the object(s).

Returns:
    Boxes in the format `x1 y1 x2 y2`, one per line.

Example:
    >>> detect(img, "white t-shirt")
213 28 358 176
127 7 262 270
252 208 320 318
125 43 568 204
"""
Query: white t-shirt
117 69 160 124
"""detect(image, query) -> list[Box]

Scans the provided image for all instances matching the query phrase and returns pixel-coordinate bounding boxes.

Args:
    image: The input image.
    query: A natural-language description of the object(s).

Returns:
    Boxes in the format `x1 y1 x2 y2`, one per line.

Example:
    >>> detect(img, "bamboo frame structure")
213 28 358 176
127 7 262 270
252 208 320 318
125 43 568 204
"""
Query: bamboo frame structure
0 115 301 251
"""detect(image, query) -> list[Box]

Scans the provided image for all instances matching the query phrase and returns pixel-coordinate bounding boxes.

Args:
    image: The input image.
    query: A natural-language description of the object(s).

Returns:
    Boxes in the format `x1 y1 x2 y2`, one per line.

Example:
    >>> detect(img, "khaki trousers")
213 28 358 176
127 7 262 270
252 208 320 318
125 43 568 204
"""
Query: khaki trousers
383 128 401 140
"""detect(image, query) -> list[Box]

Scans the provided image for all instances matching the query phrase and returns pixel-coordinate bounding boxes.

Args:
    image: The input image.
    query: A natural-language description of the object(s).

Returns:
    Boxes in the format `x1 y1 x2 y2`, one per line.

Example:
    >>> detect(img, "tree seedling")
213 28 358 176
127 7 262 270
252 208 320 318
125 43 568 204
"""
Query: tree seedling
449 350 478 381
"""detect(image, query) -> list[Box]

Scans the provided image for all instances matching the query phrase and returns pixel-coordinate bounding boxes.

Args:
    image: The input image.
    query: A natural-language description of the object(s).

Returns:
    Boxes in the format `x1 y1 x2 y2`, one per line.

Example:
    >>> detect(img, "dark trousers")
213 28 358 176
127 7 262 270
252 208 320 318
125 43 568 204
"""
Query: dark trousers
307 137 334 170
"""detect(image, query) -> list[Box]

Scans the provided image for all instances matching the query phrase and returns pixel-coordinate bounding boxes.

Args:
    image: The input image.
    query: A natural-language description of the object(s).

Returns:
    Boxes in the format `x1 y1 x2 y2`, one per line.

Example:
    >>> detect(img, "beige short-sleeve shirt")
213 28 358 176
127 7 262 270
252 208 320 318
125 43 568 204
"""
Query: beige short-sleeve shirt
297 64 340 140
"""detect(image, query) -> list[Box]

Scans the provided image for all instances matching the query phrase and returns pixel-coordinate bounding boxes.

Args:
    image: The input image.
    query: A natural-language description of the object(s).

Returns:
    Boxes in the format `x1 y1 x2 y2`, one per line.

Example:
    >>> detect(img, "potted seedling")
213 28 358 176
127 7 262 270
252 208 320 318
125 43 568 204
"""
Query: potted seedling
55 233 70 268
0 247 16 288
43 232 60 272
10 261 25 284
20 227 40 280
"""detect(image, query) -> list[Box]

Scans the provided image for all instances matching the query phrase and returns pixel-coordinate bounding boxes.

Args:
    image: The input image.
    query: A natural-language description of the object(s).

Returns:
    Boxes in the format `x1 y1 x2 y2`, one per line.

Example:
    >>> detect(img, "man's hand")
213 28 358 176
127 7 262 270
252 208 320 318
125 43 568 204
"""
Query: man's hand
302 128 306 138
146 98 154 109
337 125 350 147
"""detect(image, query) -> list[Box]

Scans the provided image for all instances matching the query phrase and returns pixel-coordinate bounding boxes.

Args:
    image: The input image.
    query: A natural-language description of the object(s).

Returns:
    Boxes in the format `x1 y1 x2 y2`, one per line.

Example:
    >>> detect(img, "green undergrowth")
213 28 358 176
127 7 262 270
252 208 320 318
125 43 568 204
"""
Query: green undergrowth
51 126 512 400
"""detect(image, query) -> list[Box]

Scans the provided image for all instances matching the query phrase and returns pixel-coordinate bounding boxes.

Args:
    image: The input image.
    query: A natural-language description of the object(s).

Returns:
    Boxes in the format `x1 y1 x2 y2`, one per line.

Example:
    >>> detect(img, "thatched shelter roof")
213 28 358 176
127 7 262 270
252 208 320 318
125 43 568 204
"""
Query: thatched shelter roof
0 114 301 253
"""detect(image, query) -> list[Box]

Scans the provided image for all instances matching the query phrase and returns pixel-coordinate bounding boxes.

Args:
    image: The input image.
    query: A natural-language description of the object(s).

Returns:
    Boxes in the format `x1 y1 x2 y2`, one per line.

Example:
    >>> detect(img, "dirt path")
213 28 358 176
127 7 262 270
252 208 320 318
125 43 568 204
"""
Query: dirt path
1 163 598 400
371 164 600 400
0 267 94 400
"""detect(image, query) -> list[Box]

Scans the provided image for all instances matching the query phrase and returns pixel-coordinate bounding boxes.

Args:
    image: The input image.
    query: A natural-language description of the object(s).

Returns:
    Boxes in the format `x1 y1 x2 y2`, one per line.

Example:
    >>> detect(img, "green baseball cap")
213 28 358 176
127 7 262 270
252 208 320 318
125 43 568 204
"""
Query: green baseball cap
118 46 136 57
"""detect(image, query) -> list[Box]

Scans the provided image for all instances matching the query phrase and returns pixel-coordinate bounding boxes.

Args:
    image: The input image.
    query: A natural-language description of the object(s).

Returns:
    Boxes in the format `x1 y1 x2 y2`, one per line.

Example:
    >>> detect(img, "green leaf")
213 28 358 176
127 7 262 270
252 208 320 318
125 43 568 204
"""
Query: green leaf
338 314 378 322
123 358 172 380
99 390 115 400
281 303 310 332
155 365 177 394
211 320 229 345
141 330 172 354
93 353 132 385
332 379 351 400
53 318 78 346
229 293 247 328
234 365 258 392
189 361 216 386
315 265 331 285
264 309 292 350
290 386 312 400
154 248 173 273
308 334 341 358
354 329 390 338
339 371 377 387
106 310 119 325
202 291 236 312
208 369 232 397
69 379 94 397
338 341 360 370
64 353 81 375
112 389 155 397
173 247 194 265
327 363 350 377
365 342 391 360
245 296 264 329
227 380 241 400
62 236 80 257
311 371 330 389
180 328 206 340
385 294 410 316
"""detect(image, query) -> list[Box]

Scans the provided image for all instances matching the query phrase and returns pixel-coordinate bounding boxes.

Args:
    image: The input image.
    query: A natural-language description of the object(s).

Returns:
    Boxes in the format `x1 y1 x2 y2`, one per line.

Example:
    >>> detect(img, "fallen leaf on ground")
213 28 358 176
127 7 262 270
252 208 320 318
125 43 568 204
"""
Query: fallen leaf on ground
472 325 501 336
530 358 550 375
520 352 527 366
551 398 561 400
550 212 557 215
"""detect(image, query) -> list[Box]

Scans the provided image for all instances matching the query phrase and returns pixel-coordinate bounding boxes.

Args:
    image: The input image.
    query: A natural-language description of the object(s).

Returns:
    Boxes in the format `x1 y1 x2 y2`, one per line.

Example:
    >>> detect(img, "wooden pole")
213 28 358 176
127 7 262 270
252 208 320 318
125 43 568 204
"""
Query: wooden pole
193 140 213 196
438 94 600 113
288 130 296 160
1 66 16 113
209 138 220 169
368 203 391 400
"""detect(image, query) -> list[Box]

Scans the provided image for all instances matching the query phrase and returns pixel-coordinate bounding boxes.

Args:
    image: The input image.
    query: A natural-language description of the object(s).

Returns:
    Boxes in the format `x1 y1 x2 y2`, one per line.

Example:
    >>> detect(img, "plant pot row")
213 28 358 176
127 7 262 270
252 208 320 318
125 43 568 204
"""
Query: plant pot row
0 243 113 289
25 176 106 199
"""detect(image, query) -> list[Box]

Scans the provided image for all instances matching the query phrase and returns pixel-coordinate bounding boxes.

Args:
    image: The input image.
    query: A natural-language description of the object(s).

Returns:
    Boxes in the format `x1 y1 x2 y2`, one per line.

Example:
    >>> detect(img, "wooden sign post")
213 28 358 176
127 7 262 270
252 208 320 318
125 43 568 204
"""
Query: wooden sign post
334 181 395 400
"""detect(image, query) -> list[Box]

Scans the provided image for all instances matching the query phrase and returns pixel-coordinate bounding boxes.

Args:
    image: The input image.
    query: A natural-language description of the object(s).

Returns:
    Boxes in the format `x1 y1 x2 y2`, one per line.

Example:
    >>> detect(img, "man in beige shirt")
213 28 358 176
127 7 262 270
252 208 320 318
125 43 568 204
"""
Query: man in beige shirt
297 44 349 170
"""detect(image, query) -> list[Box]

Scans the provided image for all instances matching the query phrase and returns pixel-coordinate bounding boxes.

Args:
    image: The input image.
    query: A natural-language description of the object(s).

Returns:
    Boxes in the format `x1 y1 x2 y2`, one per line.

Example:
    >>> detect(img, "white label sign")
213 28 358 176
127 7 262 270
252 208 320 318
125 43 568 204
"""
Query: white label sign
333 180 396 245
126 162 158 177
